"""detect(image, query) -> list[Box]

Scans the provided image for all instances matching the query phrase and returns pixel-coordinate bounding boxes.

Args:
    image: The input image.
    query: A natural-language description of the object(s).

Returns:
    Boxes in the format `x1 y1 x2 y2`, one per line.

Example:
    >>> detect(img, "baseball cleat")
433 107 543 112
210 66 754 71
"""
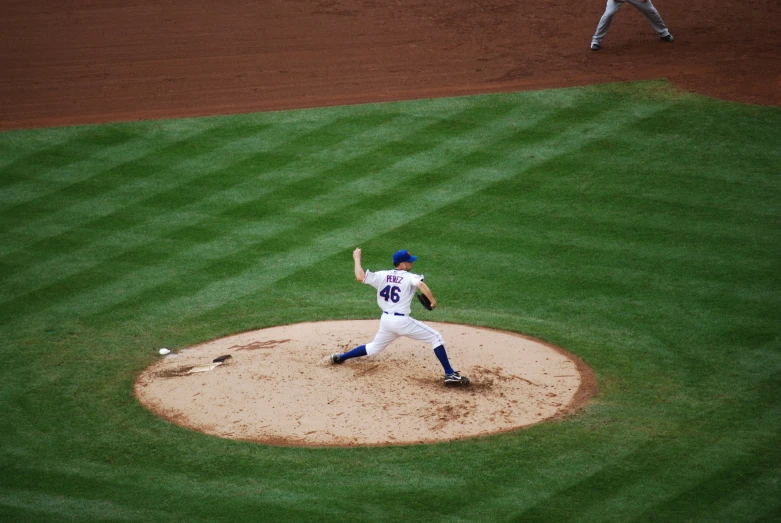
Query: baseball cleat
590 42 600 51
661 34 674 42
444 371 470 386
330 353 343 364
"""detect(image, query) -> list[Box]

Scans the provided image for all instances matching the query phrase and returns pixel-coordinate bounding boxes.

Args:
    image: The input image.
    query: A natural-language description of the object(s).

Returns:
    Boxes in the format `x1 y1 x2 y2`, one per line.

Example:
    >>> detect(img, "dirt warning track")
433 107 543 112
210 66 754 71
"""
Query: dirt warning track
1 0 779 130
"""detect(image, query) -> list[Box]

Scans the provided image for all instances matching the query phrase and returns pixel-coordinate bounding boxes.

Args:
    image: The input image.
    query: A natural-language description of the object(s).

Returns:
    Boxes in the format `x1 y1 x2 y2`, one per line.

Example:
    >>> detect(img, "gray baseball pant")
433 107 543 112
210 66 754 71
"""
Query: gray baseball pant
592 0 671 44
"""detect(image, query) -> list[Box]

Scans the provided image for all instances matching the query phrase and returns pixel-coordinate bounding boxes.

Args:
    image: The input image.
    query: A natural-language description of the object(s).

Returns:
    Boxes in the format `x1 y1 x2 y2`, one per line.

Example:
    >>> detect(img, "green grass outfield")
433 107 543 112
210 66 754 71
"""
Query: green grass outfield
1 80 779 522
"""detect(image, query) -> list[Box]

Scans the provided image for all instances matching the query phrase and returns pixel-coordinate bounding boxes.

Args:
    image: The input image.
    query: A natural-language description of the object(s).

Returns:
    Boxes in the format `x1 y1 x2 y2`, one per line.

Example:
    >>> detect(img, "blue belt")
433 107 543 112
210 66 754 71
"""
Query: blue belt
383 312 406 316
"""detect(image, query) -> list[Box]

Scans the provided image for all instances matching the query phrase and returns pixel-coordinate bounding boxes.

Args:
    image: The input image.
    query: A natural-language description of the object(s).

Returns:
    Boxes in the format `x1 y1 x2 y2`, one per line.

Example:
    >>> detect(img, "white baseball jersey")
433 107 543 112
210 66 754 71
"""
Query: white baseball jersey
362 269 423 315
361 268 445 356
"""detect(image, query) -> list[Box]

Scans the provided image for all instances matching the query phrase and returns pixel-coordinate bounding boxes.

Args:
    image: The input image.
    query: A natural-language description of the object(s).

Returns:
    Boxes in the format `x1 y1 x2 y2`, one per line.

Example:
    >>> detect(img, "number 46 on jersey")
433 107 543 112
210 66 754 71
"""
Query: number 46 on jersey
379 285 401 303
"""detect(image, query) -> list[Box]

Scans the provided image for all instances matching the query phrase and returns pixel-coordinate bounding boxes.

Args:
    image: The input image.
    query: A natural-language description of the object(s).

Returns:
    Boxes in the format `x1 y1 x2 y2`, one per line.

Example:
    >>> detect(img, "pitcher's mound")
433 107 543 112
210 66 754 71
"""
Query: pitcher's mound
135 320 595 446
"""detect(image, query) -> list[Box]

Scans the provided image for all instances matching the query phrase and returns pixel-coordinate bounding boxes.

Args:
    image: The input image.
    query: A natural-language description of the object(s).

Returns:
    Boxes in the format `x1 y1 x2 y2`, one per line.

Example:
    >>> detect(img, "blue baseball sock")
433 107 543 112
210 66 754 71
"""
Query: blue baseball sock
340 345 367 361
433 345 455 375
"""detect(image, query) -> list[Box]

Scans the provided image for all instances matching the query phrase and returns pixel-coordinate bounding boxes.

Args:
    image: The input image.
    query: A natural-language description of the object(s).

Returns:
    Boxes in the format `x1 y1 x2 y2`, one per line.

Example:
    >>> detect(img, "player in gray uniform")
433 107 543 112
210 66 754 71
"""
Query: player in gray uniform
591 0 674 51
331 248 470 386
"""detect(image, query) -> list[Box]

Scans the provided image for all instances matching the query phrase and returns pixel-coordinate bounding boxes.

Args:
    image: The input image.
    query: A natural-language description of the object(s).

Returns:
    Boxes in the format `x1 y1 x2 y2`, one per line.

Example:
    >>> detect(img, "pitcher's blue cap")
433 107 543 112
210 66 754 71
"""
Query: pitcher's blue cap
393 250 417 265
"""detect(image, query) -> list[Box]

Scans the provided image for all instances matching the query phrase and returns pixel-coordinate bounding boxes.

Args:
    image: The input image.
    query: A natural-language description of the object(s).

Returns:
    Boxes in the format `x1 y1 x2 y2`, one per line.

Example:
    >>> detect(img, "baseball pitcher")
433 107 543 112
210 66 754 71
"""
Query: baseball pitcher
331 248 470 386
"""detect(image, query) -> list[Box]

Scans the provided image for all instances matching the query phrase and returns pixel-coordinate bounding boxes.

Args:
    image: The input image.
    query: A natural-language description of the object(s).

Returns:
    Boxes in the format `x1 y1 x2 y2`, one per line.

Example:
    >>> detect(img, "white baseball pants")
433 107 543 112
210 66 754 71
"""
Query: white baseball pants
592 0 671 44
365 313 445 356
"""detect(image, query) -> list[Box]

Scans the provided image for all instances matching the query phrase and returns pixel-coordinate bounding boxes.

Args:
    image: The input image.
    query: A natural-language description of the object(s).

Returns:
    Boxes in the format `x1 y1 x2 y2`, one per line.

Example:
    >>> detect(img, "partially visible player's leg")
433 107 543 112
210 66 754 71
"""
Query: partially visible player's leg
628 0 672 37
592 0 623 48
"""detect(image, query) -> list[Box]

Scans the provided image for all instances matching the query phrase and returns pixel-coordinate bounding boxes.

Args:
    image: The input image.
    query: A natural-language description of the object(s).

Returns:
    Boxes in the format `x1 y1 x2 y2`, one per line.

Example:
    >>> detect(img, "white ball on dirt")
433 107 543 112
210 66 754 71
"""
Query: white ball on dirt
159 348 171 355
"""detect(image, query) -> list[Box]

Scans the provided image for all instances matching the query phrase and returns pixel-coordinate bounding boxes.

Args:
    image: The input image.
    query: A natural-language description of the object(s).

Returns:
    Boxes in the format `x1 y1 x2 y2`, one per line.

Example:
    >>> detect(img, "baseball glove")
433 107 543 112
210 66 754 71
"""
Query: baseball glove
416 293 434 311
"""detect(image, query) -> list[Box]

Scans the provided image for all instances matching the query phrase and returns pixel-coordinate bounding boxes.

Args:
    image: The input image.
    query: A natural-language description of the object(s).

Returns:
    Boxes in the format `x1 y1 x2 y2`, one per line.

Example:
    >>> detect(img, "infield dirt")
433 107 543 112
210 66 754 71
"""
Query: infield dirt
2 0 779 130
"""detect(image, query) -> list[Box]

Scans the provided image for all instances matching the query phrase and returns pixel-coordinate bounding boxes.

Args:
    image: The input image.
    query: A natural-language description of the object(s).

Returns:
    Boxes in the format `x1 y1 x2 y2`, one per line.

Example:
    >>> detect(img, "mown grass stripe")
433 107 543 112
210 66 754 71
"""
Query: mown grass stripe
571 373 781 522
454 216 775 273
90 98 671 330
25 96 594 322
0 122 279 255
0 122 217 214
0 486 171 521
1 94 553 306
2 455 334 511
0 88 589 256
0 458 340 520
448 430 656 521
632 446 781 522
0 98 496 238
701 467 781 522
0 102 524 324
0 125 91 171
0 112 411 261
0 113 375 236
0 108 469 306
4 91 580 262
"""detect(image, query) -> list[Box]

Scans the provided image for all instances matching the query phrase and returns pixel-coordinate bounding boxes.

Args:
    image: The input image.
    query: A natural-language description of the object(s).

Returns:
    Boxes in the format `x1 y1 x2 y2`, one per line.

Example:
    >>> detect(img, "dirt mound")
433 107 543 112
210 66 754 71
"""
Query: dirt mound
135 320 595 446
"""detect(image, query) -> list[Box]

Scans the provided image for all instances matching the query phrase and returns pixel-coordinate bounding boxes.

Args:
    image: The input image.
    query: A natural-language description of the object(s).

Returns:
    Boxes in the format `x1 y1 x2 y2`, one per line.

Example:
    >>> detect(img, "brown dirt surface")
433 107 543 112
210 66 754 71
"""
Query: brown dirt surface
1 0 779 131
134 321 596 446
